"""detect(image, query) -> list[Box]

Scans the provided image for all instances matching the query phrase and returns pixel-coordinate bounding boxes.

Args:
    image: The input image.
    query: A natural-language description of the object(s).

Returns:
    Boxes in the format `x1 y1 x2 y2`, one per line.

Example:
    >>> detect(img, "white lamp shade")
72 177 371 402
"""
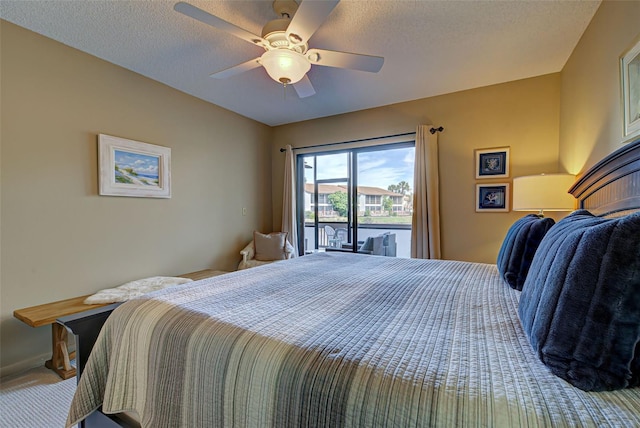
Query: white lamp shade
260 50 311 85
512 173 576 212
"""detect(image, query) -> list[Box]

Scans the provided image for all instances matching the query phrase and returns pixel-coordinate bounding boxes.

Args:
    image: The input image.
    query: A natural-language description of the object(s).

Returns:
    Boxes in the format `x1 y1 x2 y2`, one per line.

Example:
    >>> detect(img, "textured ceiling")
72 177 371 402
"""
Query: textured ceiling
1 0 601 126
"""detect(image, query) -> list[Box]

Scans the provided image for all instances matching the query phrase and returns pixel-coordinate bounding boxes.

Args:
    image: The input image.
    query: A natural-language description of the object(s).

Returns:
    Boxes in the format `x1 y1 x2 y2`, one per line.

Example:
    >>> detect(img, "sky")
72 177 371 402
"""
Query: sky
305 146 415 191
114 150 160 178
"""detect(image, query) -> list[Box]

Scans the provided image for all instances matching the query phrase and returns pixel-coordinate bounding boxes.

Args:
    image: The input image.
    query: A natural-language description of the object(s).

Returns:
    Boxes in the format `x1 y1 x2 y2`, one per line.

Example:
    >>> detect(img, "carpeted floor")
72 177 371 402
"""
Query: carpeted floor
0 365 75 427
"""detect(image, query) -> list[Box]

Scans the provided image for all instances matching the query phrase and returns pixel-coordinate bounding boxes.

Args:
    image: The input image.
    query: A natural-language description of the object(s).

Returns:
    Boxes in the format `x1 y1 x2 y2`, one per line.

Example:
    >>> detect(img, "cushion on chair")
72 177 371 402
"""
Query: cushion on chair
238 259 273 270
497 214 555 290
358 237 374 252
254 231 289 261
381 233 397 256
358 236 385 255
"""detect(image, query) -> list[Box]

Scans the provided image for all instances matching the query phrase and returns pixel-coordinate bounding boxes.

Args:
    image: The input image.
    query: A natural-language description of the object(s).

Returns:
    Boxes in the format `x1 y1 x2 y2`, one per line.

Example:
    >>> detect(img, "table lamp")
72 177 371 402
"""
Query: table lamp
512 173 576 217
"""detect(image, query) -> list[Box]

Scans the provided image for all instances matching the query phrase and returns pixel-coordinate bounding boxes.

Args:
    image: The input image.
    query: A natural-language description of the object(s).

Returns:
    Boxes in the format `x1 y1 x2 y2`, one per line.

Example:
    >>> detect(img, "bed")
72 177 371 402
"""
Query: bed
64 138 640 428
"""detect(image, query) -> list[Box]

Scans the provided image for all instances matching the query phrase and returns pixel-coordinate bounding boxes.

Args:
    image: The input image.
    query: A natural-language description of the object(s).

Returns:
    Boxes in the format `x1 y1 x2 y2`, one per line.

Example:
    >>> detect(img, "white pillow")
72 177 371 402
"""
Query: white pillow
84 276 193 304
254 231 288 261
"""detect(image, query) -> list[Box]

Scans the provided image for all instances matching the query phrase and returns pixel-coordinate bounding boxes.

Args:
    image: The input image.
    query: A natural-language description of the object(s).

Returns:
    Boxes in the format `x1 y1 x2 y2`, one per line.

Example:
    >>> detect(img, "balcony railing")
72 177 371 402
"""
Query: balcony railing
304 222 412 258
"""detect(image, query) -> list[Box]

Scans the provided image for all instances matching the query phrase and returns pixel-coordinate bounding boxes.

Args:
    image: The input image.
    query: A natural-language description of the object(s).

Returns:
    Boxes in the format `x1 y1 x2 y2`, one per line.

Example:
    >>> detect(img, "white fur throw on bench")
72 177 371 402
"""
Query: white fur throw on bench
84 276 193 304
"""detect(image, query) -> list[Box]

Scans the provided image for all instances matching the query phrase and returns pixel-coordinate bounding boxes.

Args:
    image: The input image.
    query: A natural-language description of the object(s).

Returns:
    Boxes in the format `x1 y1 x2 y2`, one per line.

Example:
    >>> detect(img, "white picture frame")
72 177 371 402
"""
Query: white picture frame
621 38 640 141
98 134 171 198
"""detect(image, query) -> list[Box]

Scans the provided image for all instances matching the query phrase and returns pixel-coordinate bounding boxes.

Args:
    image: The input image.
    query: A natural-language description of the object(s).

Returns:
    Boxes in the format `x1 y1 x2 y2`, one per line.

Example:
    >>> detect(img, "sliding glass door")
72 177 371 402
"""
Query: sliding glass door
354 145 414 257
298 142 414 257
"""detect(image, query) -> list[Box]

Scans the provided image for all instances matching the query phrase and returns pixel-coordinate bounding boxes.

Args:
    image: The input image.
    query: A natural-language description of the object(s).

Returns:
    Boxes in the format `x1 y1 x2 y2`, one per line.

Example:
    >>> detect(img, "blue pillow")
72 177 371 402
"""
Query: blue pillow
518 210 640 391
358 237 373 252
497 214 555 290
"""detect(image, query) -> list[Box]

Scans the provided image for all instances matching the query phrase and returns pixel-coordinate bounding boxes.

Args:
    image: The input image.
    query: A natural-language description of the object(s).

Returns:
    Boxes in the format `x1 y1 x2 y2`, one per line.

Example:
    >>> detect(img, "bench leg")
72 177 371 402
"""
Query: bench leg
44 323 76 380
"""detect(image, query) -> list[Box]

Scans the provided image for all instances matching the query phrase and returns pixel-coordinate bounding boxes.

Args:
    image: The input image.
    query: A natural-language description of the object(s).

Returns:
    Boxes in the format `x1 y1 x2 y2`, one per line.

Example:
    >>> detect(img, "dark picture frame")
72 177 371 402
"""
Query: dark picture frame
476 183 509 212
475 147 510 179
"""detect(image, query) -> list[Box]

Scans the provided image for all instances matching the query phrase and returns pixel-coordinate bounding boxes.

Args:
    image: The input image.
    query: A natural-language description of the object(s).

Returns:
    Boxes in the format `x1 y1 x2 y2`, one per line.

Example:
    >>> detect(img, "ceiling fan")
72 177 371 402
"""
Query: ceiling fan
174 0 384 98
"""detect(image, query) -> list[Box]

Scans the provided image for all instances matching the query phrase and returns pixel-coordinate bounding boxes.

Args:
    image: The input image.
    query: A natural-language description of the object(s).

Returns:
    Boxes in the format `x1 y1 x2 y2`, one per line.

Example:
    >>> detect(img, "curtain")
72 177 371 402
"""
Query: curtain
411 125 441 259
282 145 299 257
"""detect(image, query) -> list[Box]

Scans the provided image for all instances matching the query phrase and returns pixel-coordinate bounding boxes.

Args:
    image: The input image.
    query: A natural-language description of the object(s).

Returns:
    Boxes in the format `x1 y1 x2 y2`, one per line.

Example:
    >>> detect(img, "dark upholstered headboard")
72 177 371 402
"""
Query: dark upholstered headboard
569 137 640 217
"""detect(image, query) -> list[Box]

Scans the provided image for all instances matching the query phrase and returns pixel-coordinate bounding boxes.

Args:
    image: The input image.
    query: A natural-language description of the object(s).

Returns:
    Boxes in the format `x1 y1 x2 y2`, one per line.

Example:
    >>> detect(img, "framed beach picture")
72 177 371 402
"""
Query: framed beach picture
621 38 640 141
475 147 510 179
476 183 509 212
98 134 171 198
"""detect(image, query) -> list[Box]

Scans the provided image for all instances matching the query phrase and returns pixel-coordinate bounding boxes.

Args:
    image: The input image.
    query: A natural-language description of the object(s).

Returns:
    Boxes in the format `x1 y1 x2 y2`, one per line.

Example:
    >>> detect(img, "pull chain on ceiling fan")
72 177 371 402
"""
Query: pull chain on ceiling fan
174 0 384 98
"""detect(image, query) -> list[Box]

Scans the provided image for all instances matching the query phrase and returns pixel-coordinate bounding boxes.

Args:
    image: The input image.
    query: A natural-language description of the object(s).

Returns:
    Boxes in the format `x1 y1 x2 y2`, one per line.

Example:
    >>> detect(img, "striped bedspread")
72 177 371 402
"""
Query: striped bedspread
67 252 640 427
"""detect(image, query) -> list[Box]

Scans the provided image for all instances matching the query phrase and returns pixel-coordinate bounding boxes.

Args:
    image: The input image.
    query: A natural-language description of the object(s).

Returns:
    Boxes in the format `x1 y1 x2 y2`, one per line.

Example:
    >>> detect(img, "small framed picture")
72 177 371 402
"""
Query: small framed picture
621 38 640 141
476 183 509 212
98 134 171 198
475 147 510 179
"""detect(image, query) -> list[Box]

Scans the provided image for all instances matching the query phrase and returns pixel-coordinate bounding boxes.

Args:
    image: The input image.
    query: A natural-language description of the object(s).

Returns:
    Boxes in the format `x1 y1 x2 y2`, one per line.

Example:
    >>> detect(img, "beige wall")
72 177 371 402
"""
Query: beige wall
0 21 272 375
271 74 563 264
4 0 637 378
560 1 640 174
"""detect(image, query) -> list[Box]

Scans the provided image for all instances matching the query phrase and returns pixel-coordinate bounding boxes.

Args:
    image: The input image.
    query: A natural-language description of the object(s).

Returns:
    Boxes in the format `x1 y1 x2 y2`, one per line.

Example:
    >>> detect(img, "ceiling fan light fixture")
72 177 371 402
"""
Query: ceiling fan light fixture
260 49 310 85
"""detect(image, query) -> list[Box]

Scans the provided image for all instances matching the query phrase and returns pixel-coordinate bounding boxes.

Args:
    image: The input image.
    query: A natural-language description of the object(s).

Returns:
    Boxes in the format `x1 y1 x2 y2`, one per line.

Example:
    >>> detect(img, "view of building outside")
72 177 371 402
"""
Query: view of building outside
303 183 411 223
303 146 415 225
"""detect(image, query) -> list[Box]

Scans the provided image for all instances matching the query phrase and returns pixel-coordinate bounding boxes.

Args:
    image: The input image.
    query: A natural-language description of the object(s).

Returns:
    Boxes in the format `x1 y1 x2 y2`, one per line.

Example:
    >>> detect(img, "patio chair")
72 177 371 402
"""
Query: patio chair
357 232 397 257
324 225 343 248
334 228 348 244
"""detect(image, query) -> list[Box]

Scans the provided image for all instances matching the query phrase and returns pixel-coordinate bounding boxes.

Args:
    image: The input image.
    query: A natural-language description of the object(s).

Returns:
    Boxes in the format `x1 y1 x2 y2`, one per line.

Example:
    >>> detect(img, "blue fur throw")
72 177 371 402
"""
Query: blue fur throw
518 210 640 391
497 214 555 290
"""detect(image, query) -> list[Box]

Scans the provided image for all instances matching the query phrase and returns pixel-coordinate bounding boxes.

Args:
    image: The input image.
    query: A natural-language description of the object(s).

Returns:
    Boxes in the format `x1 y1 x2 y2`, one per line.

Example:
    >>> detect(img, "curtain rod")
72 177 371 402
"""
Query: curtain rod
278 127 444 152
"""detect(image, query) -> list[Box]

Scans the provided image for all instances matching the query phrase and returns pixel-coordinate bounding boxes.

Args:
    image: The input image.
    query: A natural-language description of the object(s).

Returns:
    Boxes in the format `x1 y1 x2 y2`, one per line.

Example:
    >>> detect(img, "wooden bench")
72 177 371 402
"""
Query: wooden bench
13 269 228 379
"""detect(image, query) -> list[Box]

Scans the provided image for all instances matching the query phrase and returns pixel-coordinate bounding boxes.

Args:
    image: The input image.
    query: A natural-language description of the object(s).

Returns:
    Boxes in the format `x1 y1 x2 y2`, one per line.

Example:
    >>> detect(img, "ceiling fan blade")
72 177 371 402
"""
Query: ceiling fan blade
286 0 339 46
293 75 316 98
210 58 262 79
307 48 384 73
174 2 267 49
